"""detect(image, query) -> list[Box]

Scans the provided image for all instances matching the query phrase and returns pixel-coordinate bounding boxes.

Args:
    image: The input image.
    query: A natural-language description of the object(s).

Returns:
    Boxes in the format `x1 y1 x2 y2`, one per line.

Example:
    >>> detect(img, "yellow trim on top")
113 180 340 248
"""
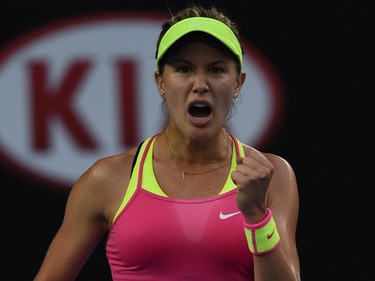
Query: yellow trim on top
112 135 245 222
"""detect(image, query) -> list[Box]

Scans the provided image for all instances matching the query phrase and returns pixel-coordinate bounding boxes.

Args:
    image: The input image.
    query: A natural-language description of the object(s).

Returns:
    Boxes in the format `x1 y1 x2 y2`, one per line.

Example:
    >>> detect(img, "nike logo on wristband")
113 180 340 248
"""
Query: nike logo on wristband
219 211 241 220
267 228 275 239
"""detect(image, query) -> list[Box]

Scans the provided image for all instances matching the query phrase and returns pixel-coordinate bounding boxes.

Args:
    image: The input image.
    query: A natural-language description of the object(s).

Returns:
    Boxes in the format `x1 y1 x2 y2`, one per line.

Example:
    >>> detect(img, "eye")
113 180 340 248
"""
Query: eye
177 65 191 73
210 67 223 74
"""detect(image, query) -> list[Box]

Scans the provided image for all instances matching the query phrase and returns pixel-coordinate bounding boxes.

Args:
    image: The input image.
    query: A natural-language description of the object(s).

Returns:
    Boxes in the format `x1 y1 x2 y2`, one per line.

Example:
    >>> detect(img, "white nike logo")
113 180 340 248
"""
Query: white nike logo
219 211 241 220
188 23 205 28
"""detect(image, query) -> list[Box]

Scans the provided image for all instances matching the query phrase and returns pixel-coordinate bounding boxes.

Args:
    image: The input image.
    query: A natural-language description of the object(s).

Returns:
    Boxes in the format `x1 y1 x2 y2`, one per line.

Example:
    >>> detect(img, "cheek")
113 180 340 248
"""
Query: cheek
165 91 186 113
216 94 234 115
225 97 234 113
218 84 236 102
162 73 184 88
165 80 185 99
223 86 236 111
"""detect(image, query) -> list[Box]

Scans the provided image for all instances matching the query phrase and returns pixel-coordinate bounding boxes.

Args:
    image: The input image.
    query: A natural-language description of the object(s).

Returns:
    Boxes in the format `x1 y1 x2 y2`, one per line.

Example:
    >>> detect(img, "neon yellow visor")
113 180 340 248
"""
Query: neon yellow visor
156 17 243 71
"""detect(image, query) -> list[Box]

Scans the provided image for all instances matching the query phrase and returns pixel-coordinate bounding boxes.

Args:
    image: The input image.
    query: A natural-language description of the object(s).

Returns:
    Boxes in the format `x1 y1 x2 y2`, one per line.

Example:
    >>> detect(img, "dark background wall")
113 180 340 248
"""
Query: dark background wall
1 1 370 280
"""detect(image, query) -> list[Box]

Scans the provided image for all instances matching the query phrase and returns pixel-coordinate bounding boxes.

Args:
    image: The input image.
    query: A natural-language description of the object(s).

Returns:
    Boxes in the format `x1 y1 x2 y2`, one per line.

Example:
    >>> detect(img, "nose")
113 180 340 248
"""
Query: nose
192 71 209 94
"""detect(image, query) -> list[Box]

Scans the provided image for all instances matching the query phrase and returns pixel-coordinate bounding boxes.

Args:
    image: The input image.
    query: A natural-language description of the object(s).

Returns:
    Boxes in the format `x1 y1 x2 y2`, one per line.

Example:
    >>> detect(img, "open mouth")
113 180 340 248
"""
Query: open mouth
189 103 211 119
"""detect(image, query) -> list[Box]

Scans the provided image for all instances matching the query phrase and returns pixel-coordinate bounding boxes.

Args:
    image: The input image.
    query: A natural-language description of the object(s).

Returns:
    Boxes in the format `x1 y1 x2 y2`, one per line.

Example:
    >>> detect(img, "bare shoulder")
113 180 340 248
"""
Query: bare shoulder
87 147 138 183
241 143 298 204
69 145 141 226
241 143 296 180
264 152 296 182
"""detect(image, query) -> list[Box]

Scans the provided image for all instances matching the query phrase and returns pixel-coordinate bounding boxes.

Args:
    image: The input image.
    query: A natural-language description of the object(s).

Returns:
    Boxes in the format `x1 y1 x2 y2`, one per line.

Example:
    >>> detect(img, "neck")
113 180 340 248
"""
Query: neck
163 130 232 180
164 129 230 164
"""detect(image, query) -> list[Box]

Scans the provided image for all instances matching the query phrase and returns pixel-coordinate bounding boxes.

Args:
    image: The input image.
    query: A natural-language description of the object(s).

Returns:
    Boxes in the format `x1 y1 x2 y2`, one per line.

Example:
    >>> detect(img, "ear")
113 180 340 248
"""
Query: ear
154 71 165 96
235 71 246 93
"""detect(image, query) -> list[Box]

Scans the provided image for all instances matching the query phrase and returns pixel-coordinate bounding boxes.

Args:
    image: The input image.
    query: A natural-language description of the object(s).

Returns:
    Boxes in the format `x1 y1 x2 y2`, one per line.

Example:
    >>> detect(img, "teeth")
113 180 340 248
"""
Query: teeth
193 103 206 107
190 102 210 119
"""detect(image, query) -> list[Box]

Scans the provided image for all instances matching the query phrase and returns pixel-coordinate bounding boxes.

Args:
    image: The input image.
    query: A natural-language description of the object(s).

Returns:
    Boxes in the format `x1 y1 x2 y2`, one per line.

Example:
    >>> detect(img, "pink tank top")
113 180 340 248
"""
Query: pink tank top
106 133 254 280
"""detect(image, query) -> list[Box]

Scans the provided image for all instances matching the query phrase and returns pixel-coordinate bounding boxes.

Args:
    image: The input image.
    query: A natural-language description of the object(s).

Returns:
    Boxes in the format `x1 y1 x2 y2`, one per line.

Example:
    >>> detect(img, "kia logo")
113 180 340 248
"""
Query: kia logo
0 11 284 191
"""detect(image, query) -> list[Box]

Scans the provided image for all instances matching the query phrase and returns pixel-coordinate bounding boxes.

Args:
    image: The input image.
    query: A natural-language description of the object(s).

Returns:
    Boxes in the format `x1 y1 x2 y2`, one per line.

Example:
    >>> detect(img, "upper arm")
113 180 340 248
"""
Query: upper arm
267 154 300 272
34 154 132 281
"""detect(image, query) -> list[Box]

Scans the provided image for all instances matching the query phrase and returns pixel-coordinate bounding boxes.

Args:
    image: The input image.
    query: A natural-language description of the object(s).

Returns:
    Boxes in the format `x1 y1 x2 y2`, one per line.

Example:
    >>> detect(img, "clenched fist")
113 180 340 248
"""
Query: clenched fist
231 148 274 223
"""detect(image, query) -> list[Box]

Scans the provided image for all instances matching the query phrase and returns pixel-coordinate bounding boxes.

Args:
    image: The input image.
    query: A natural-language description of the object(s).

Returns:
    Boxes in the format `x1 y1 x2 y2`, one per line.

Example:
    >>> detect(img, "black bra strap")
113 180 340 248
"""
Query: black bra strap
130 141 145 176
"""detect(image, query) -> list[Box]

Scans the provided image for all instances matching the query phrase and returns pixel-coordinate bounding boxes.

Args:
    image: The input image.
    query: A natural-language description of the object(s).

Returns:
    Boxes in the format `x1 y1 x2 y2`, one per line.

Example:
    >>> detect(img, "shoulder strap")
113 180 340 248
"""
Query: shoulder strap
130 140 145 176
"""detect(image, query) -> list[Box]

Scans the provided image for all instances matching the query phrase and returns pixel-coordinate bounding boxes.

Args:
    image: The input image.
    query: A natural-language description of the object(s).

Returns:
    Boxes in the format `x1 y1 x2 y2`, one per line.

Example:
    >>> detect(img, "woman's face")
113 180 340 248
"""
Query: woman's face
155 34 246 138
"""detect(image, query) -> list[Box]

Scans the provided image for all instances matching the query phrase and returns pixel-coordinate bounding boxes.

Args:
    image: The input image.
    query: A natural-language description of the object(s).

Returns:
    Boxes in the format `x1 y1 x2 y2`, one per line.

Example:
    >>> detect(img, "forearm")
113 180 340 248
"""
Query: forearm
243 208 300 281
253 246 300 281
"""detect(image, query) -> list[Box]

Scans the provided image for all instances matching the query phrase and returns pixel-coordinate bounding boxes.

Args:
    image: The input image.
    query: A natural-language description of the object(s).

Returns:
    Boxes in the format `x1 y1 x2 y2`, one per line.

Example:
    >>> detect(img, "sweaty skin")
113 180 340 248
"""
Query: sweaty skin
34 7 300 280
